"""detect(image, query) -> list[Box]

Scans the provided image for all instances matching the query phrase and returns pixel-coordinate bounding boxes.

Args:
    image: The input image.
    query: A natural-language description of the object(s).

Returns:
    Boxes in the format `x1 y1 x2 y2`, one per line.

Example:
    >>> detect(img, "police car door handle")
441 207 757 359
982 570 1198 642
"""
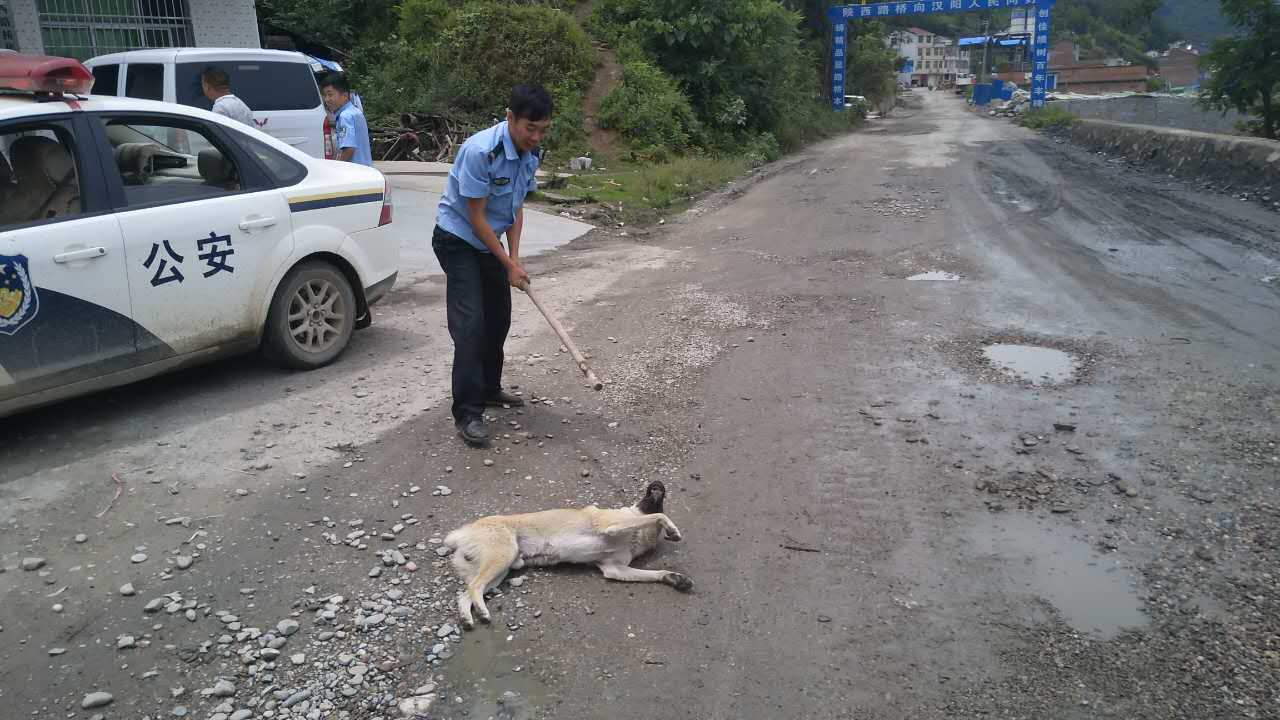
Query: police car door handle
53 246 108 264
238 216 278 232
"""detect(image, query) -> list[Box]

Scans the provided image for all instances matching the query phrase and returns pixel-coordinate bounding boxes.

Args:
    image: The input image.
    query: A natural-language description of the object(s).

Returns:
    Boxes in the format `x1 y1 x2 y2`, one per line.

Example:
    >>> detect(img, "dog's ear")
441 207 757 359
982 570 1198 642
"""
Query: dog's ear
637 481 666 514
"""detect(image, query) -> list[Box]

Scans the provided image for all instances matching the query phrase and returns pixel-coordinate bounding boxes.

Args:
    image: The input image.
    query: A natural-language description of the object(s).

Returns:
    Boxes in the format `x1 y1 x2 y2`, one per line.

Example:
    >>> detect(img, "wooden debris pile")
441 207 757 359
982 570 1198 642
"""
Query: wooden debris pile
370 113 476 163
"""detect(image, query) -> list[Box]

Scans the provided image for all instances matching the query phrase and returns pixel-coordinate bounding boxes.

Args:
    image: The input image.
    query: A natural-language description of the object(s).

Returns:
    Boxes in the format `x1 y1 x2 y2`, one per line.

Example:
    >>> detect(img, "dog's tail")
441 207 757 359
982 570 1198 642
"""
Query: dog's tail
443 527 466 550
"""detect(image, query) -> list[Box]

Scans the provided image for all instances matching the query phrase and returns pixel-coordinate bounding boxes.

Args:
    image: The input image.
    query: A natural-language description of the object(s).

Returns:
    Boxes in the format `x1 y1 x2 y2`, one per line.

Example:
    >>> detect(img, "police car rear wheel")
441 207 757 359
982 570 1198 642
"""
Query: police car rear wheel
263 261 357 369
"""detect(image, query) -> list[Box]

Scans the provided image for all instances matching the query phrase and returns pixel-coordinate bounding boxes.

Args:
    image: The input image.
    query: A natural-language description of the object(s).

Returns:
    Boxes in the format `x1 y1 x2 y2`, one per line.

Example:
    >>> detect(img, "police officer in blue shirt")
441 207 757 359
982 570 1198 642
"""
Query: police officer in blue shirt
433 84 551 446
320 72 372 166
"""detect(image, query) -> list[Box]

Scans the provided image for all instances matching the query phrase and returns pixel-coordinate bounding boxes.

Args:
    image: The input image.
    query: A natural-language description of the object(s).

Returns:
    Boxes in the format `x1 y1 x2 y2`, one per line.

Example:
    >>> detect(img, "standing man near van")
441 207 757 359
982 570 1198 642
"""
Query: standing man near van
320 72 372 166
201 67 254 126
433 84 551 446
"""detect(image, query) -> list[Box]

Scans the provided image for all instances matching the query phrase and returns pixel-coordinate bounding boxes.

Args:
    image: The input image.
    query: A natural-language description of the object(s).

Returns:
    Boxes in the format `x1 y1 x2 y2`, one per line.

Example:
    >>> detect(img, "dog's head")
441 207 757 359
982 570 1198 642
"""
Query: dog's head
636 481 666 514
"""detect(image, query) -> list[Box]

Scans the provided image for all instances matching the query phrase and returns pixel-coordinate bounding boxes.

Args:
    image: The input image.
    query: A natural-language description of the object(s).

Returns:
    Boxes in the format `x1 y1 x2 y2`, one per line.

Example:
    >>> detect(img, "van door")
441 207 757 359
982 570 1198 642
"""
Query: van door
174 60 326 159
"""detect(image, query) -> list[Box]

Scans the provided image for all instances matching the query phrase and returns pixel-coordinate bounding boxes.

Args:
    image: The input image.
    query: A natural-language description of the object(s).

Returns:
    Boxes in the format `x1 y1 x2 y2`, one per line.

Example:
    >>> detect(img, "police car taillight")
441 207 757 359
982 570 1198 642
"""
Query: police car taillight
0 53 94 96
323 115 336 160
378 178 393 227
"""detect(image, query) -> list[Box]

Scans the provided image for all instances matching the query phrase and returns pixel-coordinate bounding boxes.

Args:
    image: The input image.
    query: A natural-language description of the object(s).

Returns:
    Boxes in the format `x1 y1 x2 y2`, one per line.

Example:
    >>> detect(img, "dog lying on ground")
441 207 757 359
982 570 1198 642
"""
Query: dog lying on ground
444 481 692 627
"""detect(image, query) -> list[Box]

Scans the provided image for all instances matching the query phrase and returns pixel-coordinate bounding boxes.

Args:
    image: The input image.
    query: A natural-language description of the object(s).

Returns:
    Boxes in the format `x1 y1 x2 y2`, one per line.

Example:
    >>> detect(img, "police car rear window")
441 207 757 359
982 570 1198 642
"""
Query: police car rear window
175 62 321 112
239 134 307 188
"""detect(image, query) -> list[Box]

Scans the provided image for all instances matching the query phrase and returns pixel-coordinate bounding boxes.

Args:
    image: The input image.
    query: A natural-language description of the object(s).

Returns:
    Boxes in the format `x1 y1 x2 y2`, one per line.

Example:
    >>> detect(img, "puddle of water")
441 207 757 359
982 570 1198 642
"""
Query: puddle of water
968 515 1146 639
447 625 549 720
982 344 1078 385
907 270 963 282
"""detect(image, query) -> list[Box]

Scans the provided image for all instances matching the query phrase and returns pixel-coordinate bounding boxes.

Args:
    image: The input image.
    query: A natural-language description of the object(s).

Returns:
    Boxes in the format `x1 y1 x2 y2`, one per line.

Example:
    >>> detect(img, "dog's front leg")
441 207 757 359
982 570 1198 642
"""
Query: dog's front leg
598 561 694 592
602 513 682 542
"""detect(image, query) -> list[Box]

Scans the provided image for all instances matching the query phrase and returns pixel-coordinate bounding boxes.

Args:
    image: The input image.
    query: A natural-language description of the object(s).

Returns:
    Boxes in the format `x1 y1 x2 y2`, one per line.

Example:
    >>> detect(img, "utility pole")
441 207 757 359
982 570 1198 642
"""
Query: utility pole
980 16 991 83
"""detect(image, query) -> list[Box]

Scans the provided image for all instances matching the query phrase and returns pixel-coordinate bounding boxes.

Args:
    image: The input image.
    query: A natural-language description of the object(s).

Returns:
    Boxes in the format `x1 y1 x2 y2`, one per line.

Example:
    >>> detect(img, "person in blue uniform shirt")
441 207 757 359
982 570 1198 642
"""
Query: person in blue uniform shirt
433 84 551 446
320 72 372 166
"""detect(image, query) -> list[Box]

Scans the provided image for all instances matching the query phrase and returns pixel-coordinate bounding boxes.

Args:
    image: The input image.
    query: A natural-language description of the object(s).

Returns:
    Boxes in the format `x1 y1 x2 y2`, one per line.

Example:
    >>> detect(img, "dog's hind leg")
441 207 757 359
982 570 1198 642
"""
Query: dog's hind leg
598 560 694 592
461 528 519 627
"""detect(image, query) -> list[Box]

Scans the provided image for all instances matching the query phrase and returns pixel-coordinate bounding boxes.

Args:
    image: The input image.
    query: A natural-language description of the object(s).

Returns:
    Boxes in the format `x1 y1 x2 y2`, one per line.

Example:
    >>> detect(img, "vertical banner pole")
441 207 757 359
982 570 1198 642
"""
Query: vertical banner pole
832 20 847 111
1030 0 1053 109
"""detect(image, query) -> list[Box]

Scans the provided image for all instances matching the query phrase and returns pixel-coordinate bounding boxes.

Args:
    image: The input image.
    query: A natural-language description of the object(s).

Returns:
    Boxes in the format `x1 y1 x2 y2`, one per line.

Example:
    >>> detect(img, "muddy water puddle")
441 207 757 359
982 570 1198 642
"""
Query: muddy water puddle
983 343 1078 385
443 627 549 719
907 270 963 281
968 515 1146 639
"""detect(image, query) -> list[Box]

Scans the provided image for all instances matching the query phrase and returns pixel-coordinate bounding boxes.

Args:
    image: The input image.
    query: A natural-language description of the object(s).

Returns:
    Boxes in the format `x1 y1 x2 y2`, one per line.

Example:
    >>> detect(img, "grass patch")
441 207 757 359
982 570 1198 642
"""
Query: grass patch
545 155 748 222
1018 106 1079 131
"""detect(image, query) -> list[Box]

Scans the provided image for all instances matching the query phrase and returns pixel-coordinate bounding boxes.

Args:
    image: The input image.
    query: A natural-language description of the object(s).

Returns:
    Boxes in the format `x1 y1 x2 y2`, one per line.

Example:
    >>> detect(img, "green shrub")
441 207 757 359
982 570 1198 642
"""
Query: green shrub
598 60 701 153
431 2 595 117
1018 106 1080 131
741 132 781 167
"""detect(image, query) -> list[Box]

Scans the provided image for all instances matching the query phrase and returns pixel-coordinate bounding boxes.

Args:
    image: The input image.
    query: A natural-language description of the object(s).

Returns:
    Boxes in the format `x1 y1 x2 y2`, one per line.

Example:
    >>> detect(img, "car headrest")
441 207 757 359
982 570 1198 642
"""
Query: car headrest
10 135 64 180
0 150 11 187
42 143 76 183
198 149 235 185
114 142 157 177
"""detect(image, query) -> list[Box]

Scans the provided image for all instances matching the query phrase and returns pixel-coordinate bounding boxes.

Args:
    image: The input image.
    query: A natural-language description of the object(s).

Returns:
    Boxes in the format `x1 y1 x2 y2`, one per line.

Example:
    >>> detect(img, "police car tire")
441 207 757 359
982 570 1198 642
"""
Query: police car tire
262 261 357 370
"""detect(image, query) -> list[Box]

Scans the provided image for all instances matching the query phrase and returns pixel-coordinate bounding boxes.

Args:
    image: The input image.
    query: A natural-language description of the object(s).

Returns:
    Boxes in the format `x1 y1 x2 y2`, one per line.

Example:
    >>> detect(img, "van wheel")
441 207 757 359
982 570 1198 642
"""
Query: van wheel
263 261 357 370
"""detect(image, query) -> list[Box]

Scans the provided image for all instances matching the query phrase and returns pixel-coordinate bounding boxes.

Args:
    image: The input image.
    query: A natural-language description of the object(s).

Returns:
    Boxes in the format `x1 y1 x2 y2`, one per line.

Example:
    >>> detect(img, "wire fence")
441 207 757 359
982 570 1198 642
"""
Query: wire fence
37 0 193 60
1 1 17 51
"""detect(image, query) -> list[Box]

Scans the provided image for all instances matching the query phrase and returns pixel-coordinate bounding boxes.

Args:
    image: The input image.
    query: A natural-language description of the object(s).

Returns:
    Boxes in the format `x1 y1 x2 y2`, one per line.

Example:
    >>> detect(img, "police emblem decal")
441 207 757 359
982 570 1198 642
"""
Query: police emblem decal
0 254 40 336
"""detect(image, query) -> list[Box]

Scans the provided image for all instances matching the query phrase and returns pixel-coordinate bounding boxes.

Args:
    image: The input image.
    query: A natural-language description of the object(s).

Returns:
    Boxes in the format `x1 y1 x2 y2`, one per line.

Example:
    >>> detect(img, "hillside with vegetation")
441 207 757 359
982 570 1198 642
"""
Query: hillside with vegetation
1157 0 1234 47
260 0 900 167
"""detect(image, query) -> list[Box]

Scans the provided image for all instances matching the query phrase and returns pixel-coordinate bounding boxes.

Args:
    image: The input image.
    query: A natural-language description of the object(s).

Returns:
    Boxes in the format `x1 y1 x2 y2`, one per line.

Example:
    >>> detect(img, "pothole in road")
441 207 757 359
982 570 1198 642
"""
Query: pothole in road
968 514 1147 640
982 344 1079 386
907 270 963 282
443 624 548 720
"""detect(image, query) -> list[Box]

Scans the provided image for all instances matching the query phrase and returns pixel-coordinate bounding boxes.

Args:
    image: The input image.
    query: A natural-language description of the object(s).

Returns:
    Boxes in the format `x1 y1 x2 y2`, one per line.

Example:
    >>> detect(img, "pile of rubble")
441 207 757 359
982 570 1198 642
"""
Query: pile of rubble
989 90 1031 118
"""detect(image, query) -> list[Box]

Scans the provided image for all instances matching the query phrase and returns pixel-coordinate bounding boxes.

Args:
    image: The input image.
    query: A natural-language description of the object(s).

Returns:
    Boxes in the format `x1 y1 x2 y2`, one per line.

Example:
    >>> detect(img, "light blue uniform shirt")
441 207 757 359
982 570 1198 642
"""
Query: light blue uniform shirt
334 100 372 166
436 121 541 252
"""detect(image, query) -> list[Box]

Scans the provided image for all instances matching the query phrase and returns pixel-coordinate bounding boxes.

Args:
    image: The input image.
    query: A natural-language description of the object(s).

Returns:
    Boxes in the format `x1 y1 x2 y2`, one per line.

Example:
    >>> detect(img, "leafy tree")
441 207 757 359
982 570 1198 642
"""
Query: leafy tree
1199 0 1280 139
256 0 399 55
593 0 826 139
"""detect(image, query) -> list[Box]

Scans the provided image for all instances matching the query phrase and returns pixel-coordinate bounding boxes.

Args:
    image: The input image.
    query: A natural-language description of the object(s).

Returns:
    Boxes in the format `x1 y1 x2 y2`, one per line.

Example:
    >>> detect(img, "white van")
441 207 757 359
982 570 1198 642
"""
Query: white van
83 48 332 160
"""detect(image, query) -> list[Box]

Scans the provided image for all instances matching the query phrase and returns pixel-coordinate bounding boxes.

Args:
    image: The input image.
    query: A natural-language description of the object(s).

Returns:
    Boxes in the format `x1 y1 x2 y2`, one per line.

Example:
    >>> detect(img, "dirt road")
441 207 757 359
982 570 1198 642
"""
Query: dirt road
2 92 1277 720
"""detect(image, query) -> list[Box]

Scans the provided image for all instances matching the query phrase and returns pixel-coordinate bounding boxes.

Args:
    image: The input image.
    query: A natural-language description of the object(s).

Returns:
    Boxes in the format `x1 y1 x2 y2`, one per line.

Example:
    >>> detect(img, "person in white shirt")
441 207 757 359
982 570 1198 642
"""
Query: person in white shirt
201 67 254 127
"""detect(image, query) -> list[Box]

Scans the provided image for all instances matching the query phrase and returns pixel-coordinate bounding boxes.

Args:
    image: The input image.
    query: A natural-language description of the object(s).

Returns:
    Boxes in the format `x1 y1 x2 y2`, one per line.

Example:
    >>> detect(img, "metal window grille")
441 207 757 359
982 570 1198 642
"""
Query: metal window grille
1 1 16 51
38 0 193 60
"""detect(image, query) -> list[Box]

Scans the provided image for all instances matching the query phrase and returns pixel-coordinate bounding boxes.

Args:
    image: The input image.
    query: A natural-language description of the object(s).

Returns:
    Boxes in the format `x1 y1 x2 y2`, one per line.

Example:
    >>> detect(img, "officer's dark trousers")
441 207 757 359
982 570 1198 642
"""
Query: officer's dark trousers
432 227 511 424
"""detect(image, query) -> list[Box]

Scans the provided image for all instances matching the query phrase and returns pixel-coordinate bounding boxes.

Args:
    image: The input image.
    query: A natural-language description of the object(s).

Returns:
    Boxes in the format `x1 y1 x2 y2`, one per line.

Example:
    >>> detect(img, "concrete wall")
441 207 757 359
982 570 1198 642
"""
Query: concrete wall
7 0 43 54
1056 95 1243 136
191 0 260 49
1062 119 1280 198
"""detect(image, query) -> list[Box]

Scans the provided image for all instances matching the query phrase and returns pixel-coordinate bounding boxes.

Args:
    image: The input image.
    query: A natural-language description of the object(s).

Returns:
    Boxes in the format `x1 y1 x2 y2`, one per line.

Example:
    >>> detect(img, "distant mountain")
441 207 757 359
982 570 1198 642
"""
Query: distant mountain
1157 0 1234 48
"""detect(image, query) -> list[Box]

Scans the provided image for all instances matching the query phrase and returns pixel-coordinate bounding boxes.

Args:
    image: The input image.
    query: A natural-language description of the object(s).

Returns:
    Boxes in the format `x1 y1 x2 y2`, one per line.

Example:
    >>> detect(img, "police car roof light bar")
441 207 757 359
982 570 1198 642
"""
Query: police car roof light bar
0 53 95 97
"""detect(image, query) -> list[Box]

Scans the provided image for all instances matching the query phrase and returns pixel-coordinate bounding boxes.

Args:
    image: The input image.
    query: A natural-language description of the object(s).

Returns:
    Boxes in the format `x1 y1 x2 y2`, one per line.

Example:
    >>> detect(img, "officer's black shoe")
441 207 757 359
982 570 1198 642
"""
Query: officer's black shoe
485 390 525 407
456 418 489 446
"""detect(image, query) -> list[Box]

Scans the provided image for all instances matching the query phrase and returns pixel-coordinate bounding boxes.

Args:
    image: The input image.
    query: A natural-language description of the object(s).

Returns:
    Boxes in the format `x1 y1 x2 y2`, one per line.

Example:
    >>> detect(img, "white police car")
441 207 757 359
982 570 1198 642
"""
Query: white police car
0 54 397 418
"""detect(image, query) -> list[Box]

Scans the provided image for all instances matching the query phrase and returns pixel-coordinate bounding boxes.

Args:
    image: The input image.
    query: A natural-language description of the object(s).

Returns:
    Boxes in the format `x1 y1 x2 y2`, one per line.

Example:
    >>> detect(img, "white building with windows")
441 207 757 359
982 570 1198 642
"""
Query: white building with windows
887 27 970 89
1 0 259 60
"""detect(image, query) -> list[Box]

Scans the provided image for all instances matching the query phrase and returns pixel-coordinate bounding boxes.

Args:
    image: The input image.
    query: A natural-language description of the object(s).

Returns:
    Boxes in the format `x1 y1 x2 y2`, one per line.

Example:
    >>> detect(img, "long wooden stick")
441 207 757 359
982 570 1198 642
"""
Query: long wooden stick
517 282 603 391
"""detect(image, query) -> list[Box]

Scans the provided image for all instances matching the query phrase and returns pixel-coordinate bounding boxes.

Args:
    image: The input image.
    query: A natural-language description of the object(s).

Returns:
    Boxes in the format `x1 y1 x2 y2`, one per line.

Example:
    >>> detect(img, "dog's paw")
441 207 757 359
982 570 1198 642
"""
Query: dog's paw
665 527 683 542
666 572 694 592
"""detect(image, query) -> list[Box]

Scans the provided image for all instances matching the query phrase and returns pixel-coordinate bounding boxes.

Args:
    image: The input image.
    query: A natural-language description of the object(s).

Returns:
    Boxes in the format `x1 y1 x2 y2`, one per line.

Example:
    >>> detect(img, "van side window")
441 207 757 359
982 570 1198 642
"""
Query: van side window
125 63 164 101
98 116 242 208
91 64 119 96
0 123 84 231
